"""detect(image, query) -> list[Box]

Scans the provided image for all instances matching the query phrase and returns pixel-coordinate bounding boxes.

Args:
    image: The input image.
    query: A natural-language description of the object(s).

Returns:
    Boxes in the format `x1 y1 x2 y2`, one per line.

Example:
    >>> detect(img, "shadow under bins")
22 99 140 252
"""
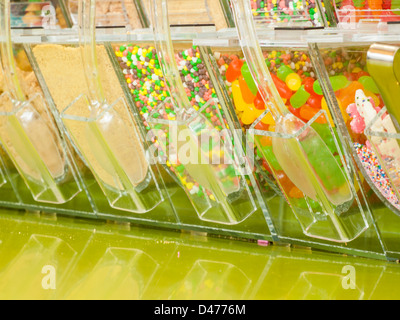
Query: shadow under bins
0 209 399 300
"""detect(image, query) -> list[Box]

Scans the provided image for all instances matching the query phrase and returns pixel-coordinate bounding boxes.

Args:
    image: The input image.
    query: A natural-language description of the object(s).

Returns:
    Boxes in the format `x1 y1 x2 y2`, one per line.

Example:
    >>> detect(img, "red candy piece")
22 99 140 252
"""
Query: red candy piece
226 59 244 82
307 95 322 109
356 70 369 79
254 121 270 131
303 77 315 94
275 170 296 192
254 91 266 110
262 159 273 175
288 104 301 118
238 75 256 104
271 73 292 100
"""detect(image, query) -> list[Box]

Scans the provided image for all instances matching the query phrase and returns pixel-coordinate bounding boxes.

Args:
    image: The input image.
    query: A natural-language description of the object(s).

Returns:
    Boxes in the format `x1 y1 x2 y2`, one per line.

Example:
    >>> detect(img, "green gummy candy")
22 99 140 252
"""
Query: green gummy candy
314 75 349 93
290 85 310 109
358 76 380 94
241 62 258 96
260 145 282 171
277 65 294 81
330 75 349 91
313 80 323 95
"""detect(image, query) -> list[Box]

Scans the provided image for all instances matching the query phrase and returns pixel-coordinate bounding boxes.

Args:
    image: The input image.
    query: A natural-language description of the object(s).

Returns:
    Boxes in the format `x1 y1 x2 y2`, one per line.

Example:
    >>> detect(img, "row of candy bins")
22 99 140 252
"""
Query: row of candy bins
194 0 385 257
64 0 234 30
104 0 275 237
250 0 330 27
310 43 400 259
16 0 400 33
332 0 400 27
65 0 143 28
77 0 331 30
25 36 178 223
140 0 233 30
9 0 71 28
0 0 394 258
366 44 400 228
110 41 276 235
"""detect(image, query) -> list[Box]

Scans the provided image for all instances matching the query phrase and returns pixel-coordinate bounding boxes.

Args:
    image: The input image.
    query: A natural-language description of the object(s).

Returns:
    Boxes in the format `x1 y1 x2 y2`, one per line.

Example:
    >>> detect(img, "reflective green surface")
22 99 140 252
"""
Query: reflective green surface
0 208 399 300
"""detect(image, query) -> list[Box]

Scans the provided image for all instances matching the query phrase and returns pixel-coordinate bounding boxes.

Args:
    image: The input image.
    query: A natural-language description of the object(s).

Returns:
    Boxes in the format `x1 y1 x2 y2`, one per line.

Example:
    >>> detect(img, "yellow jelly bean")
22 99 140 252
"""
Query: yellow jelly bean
241 105 260 125
321 97 336 127
232 80 253 112
261 112 275 125
285 73 302 91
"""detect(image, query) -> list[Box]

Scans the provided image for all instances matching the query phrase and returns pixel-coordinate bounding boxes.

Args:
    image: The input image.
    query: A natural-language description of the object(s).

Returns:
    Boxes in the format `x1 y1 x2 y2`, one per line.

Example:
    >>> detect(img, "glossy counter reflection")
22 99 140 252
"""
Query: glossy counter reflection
0 208 399 300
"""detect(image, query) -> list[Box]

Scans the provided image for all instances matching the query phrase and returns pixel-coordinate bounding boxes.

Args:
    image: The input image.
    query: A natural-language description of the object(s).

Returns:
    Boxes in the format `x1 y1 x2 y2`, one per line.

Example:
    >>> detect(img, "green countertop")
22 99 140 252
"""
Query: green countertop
0 208 399 300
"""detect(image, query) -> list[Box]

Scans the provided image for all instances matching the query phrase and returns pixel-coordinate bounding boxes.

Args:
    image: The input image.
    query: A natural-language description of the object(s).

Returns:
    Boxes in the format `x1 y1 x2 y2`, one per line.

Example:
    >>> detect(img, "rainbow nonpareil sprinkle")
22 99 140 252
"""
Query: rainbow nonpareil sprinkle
354 142 400 209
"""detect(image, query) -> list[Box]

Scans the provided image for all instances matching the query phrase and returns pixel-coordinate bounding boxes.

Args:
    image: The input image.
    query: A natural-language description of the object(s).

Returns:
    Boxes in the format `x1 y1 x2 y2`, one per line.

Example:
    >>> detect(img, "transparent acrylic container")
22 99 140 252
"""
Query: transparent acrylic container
138 0 234 30
313 42 400 259
10 0 71 29
147 97 257 225
0 25 82 205
107 40 274 239
364 107 400 208
250 0 327 27
26 43 178 222
249 109 368 242
61 93 163 214
206 41 385 257
314 44 400 212
66 0 144 29
0 43 98 217
0 92 81 204
333 0 400 28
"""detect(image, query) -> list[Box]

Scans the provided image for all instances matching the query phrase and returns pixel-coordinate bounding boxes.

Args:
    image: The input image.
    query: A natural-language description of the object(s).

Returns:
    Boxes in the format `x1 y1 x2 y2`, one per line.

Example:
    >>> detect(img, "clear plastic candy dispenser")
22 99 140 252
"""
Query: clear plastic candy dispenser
148 0 258 225
311 42 400 259
9 0 70 29
60 0 163 214
250 0 327 27
364 43 400 258
249 109 368 242
364 44 400 208
147 98 257 224
332 0 400 28
140 0 234 31
230 0 371 243
0 0 81 204
66 0 142 28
